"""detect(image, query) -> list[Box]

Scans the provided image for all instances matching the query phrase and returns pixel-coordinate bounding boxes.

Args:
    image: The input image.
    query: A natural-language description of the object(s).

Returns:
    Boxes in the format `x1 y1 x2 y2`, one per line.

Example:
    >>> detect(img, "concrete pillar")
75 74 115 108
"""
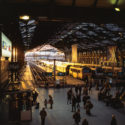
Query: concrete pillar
72 44 78 63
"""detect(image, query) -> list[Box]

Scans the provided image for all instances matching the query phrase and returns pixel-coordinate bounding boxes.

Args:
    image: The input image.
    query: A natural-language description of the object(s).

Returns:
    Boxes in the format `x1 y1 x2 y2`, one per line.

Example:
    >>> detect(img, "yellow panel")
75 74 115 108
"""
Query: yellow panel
76 0 95 7
55 0 72 6
97 0 113 8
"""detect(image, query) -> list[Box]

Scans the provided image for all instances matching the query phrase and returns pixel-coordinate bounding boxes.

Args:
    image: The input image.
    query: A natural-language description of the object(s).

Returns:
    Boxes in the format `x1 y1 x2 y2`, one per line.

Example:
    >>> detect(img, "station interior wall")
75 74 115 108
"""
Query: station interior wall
0 58 9 86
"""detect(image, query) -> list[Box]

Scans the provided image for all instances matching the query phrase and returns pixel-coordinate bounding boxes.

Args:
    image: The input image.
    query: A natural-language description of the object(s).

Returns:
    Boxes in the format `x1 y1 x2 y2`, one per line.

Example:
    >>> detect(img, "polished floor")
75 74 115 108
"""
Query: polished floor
1 87 125 125
0 65 125 125
29 88 125 125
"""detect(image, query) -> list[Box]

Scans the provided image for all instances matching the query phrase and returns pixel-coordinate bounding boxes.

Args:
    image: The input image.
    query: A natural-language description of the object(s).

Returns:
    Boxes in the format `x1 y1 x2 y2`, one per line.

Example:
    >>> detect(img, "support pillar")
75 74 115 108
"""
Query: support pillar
72 44 78 63
54 59 56 81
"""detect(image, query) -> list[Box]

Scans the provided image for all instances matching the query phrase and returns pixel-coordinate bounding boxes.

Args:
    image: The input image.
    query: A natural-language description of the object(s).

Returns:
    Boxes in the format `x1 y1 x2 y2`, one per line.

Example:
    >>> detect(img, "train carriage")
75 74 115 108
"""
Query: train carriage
69 66 92 80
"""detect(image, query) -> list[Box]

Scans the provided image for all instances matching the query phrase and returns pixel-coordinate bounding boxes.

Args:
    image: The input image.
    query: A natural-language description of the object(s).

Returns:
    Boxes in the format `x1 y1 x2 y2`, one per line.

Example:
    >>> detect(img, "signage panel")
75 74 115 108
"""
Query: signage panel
1 32 12 57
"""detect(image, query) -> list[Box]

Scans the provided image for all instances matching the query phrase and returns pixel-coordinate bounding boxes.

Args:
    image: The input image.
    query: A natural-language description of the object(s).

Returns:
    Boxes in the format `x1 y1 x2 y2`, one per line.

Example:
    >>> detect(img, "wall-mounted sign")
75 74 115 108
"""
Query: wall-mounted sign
1 32 12 57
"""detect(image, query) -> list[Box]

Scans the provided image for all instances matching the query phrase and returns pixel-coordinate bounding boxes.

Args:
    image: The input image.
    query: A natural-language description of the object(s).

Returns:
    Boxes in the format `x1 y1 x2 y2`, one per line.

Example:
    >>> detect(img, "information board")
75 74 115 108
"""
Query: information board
1 32 12 57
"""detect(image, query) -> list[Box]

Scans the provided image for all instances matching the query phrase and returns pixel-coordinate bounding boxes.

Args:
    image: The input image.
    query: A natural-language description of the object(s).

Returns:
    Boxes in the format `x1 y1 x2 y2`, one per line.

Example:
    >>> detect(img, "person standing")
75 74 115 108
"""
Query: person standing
72 95 76 112
111 114 117 125
48 95 53 109
78 85 82 95
82 118 88 125
44 99 48 108
75 85 78 94
40 108 47 125
85 100 93 115
67 89 72 104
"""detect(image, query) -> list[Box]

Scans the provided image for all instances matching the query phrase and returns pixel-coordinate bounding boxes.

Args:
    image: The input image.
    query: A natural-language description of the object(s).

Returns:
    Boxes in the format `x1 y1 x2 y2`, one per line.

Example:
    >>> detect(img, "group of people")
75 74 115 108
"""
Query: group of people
44 95 53 109
38 79 118 125
66 85 94 125
39 95 54 125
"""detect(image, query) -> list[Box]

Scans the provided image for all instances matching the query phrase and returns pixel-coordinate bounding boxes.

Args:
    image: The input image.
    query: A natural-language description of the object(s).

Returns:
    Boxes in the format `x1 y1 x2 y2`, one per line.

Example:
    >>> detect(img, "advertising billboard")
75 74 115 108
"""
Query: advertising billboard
1 32 12 58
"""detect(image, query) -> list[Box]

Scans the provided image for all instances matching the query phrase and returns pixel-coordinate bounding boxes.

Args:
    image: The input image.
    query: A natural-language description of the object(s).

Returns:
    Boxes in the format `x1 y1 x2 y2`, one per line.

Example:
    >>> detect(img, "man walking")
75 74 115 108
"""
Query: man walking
40 108 47 125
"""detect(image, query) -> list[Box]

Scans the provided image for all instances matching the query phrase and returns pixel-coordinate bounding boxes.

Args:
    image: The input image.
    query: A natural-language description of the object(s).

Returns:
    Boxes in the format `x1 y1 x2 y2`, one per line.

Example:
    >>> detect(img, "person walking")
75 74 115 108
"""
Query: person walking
111 114 117 125
82 118 88 125
40 108 47 125
76 93 81 109
73 109 81 125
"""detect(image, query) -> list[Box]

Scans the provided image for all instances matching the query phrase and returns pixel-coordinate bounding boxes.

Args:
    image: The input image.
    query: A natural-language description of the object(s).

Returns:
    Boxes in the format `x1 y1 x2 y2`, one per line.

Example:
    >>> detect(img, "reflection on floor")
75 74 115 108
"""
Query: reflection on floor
1 87 125 125
20 65 35 90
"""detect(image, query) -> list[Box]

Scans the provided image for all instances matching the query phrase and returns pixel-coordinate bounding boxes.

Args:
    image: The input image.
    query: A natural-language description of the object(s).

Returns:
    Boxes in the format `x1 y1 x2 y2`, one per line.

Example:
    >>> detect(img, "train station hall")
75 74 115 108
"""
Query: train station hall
0 0 125 125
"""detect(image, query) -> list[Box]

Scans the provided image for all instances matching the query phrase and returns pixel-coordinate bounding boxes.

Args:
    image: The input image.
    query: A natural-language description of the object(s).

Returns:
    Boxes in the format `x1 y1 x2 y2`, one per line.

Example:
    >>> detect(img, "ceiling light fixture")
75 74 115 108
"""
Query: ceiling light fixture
115 8 120 12
19 15 30 20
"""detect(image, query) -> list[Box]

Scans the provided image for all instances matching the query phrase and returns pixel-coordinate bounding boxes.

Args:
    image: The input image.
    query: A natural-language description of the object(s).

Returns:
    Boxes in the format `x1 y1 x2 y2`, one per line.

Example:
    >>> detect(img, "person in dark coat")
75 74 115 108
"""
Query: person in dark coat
82 118 88 125
67 89 72 104
75 85 79 94
73 109 81 125
72 95 77 112
40 108 47 125
76 93 81 109
33 90 38 104
78 85 82 95
111 114 117 125
48 95 53 109
85 100 93 115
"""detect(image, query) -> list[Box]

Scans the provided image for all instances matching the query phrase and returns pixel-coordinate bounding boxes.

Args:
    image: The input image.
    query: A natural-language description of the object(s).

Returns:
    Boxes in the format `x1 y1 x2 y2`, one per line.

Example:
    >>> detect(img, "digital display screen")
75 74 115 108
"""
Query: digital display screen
1 32 12 57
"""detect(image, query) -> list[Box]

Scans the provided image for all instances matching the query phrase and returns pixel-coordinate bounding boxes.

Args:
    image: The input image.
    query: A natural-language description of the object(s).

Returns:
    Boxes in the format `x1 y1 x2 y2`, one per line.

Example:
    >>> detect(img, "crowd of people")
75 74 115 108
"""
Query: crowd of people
36 79 120 125
67 85 93 125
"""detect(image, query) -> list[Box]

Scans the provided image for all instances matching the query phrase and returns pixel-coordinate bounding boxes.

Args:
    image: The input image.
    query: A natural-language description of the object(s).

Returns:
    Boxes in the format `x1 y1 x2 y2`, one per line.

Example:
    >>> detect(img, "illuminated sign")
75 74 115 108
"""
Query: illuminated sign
1 32 12 57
